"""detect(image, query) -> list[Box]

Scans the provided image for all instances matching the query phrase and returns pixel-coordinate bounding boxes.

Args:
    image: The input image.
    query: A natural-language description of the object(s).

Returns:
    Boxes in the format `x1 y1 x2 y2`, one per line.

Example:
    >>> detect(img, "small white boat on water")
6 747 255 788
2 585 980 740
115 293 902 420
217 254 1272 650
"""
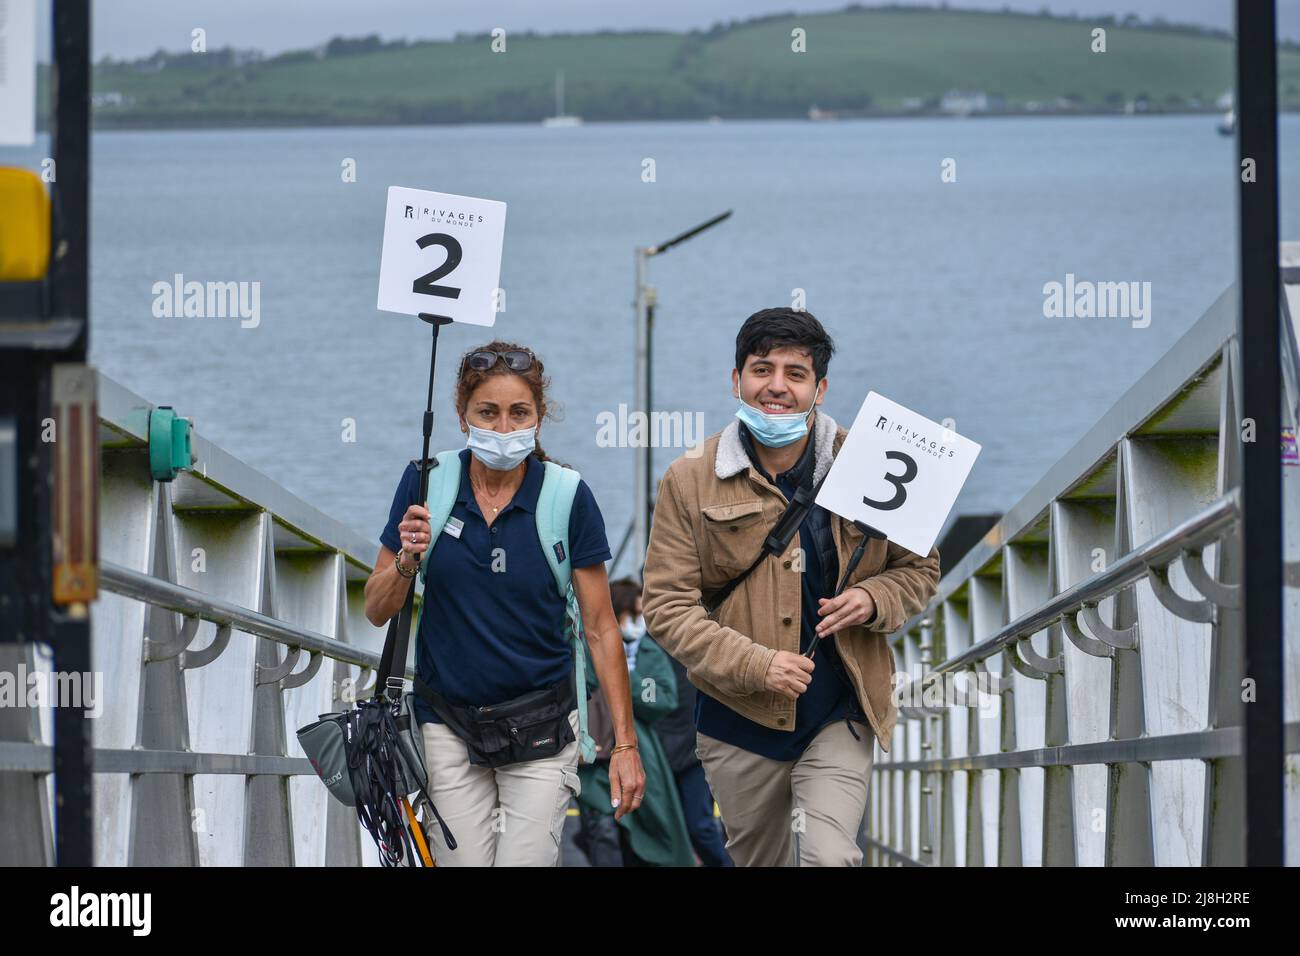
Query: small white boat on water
542 71 583 127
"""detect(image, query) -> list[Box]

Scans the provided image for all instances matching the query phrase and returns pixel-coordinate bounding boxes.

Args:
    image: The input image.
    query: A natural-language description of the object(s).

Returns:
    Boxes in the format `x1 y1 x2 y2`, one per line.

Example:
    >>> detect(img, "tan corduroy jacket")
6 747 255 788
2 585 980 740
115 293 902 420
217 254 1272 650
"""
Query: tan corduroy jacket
641 411 940 753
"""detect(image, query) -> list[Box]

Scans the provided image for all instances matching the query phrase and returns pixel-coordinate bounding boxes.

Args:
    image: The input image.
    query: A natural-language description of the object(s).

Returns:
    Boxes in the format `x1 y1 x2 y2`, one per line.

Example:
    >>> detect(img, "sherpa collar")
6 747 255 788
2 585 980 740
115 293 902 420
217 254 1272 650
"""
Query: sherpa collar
714 409 839 485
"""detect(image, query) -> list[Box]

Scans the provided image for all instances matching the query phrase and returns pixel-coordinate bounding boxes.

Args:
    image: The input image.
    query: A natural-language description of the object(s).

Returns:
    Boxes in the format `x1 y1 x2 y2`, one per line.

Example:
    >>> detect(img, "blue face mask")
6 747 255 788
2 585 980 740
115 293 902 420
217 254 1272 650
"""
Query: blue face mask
466 423 536 470
734 388 817 448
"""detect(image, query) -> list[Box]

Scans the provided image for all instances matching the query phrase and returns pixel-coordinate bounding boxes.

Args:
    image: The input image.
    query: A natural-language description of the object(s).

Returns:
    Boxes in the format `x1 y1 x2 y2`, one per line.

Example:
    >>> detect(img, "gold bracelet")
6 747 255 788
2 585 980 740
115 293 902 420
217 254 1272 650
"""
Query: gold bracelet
610 743 638 755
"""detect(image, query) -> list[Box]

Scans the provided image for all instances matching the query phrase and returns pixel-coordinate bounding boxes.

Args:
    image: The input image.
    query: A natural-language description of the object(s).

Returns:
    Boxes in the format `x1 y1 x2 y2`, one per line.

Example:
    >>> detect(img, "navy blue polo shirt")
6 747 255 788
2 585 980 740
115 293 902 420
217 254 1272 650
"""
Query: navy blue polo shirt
380 450 611 725
695 426 867 761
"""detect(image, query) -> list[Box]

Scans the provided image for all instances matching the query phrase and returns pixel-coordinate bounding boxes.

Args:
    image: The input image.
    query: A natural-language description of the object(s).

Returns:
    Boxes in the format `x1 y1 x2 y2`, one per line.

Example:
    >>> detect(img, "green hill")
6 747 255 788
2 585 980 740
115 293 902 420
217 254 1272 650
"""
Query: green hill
63 5 1300 129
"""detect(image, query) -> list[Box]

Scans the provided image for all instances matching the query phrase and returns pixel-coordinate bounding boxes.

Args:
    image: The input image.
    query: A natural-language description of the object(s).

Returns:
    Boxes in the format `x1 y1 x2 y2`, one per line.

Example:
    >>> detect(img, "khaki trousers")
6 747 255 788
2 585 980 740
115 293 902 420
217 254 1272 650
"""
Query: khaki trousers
419 709 581 867
695 718 875 867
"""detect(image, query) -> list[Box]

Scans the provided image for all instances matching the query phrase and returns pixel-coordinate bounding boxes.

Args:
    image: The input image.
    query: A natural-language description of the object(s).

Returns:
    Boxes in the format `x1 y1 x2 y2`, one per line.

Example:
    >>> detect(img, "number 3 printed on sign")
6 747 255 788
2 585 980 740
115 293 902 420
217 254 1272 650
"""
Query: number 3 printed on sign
862 450 918 512
412 233 463 299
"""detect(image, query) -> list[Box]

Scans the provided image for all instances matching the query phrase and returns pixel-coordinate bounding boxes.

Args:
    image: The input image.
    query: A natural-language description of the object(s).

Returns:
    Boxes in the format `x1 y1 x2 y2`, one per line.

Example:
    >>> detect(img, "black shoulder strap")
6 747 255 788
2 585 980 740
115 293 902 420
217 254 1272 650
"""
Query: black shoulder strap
375 616 405 701
701 471 824 615
377 458 438 699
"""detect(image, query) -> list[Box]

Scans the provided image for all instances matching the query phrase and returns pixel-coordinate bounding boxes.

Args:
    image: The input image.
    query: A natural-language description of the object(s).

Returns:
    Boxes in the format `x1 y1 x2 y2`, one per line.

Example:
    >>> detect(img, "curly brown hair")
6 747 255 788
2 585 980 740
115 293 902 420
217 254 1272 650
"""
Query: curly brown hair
454 341 560 464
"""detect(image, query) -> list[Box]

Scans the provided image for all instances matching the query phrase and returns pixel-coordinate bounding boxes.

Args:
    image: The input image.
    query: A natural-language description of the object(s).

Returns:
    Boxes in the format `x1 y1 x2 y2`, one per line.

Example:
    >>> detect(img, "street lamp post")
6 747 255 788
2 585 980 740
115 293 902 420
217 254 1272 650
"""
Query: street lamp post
630 211 732 573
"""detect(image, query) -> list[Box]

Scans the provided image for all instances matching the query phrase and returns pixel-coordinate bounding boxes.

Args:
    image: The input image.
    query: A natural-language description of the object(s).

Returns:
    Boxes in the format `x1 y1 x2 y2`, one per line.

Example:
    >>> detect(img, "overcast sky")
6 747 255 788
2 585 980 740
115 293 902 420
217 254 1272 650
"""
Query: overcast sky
33 0 1300 59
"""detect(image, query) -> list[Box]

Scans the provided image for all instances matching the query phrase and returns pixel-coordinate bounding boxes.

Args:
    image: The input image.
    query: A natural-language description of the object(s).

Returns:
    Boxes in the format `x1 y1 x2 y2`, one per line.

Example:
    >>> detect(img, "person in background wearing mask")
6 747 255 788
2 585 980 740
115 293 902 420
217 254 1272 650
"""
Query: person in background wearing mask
642 308 941 866
574 578 695 866
364 341 646 866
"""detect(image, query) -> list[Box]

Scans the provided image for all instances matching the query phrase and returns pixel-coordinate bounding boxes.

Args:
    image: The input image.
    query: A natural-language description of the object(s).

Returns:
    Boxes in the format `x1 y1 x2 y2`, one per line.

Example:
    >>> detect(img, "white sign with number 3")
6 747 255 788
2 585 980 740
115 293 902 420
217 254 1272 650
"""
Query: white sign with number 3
816 391 981 557
376 186 506 326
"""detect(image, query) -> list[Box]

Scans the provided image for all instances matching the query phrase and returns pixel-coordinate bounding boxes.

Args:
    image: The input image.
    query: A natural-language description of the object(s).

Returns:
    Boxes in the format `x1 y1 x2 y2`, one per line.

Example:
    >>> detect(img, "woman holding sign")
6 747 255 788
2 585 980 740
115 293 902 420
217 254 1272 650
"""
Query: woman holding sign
364 341 645 866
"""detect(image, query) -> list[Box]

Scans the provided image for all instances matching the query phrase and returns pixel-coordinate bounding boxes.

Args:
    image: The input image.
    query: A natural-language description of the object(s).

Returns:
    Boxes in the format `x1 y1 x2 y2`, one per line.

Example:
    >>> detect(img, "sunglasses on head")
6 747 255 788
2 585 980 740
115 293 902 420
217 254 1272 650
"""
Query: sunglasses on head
460 348 535 375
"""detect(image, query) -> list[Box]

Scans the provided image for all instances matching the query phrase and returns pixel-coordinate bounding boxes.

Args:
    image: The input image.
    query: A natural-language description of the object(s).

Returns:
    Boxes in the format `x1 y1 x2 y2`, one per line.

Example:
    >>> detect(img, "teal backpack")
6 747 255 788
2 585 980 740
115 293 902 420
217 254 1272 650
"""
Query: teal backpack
414 450 597 765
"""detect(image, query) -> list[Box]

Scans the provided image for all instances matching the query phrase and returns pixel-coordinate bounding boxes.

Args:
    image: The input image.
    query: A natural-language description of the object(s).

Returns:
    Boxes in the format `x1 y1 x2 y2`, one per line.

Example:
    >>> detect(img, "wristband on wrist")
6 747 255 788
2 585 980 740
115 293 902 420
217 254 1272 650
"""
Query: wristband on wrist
394 549 418 578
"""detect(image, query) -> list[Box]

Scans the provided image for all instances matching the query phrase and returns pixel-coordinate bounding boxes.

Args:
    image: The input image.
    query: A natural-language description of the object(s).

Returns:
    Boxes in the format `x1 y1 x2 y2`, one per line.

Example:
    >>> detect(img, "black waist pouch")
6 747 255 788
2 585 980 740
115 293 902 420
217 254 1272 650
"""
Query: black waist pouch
414 675 576 769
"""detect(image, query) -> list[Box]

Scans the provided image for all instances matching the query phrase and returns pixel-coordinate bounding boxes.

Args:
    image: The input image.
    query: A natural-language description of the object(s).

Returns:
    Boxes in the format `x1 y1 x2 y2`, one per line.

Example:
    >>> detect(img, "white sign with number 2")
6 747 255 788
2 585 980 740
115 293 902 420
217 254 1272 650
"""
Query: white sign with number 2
816 391 981 558
376 186 506 326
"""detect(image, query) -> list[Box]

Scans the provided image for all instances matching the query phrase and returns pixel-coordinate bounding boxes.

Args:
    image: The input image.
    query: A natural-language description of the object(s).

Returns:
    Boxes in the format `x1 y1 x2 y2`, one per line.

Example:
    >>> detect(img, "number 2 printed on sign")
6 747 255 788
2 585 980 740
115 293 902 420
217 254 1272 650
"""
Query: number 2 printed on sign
377 186 505 326
412 234 463 300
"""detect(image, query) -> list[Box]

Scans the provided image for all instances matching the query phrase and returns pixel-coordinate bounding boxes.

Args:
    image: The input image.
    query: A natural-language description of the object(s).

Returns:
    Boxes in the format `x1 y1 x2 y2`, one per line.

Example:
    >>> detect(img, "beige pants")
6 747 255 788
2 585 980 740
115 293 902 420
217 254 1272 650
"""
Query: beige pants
696 718 875 867
419 709 581 867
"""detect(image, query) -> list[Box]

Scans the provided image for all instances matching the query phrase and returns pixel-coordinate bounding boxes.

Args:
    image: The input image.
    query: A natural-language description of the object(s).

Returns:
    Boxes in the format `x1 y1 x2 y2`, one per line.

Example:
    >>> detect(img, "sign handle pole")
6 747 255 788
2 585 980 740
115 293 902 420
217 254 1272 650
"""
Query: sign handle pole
378 312 452 700
807 520 885 659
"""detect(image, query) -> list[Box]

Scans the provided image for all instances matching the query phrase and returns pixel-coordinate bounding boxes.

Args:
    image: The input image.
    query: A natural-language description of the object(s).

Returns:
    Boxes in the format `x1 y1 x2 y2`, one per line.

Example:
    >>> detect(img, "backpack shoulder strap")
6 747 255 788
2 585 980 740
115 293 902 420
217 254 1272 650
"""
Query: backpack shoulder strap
533 460 597 763
419 450 463 583
535 459 581 598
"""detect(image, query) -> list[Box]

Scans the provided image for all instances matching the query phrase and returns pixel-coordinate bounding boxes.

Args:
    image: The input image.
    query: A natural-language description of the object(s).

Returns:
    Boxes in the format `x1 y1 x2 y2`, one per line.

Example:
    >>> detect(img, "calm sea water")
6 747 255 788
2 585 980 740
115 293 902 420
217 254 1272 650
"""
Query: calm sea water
4 116 1297 562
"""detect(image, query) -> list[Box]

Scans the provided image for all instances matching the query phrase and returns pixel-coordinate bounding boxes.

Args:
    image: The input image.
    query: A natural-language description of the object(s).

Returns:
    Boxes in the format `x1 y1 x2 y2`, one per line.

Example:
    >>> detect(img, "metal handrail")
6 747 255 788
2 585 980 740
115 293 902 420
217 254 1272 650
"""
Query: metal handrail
923 488 1240 678
99 559 415 679
870 722 1300 771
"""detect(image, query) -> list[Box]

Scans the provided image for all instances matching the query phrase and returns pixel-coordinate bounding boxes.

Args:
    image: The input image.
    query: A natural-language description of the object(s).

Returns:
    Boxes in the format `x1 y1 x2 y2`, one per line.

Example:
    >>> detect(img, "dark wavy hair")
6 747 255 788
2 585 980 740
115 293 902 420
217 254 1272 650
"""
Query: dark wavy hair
454 340 561 464
609 577 641 620
735 307 836 381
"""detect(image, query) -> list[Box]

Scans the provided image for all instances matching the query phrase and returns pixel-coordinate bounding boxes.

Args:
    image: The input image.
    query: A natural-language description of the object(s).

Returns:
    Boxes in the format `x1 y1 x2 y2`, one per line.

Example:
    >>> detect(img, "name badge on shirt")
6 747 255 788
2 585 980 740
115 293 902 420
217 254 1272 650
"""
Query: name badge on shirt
442 516 464 539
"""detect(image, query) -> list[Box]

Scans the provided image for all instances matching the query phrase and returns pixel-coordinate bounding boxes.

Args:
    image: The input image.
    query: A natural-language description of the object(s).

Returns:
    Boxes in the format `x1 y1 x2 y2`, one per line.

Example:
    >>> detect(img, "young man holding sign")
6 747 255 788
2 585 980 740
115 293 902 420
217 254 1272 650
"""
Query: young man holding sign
642 308 940 866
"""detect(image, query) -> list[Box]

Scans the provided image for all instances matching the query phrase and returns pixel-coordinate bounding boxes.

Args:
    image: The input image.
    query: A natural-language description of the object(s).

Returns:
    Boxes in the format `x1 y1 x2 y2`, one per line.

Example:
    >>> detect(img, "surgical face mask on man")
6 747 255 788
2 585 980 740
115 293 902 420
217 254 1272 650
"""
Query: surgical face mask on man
619 613 646 642
619 612 645 671
734 382 818 448
465 423 536 470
